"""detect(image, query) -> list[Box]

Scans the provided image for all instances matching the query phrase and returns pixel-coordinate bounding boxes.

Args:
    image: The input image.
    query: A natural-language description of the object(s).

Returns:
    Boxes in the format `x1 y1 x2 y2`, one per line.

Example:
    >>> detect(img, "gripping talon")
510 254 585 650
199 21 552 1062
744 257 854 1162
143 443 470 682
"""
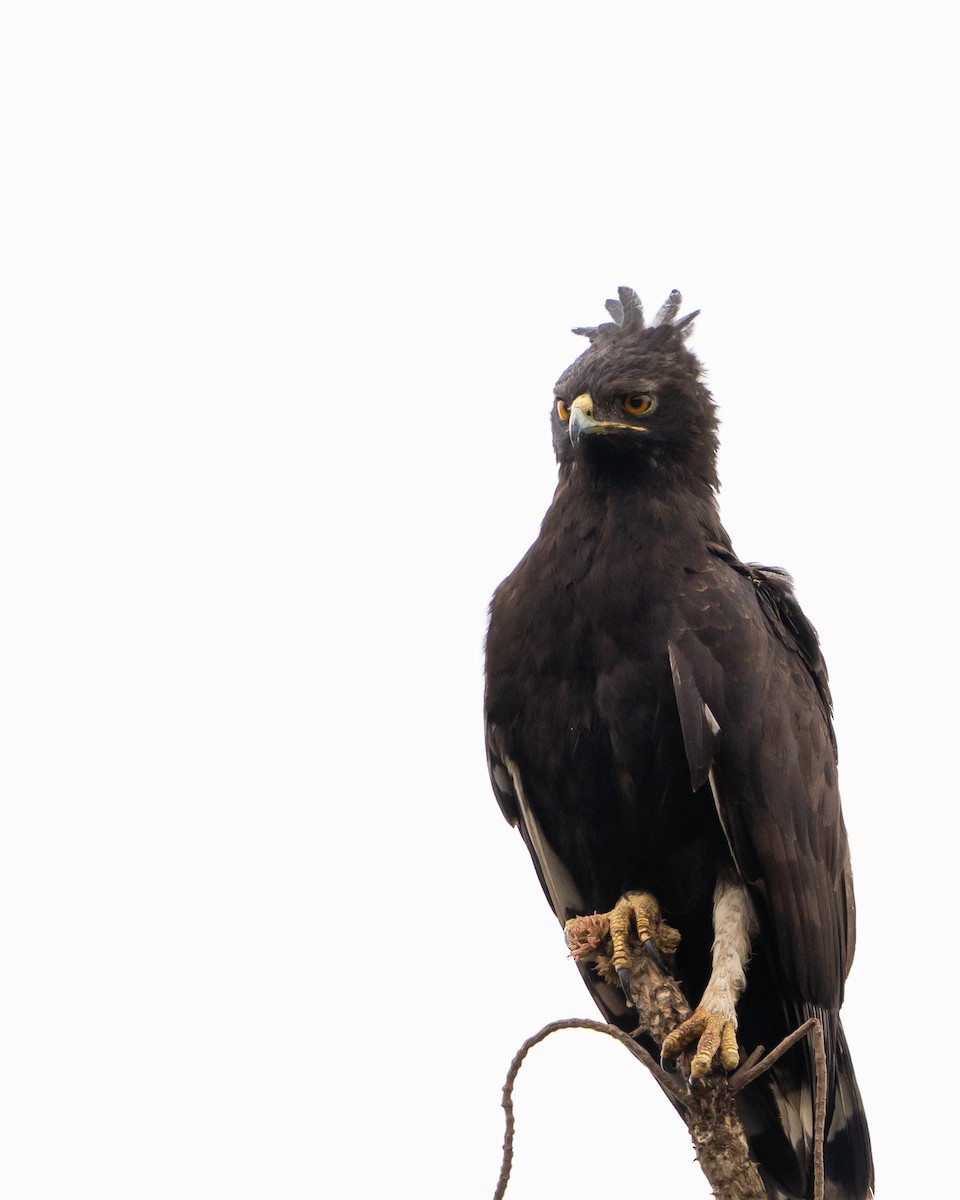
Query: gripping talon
661 1006 739 1078
565 891 680 1014
642 936 666 972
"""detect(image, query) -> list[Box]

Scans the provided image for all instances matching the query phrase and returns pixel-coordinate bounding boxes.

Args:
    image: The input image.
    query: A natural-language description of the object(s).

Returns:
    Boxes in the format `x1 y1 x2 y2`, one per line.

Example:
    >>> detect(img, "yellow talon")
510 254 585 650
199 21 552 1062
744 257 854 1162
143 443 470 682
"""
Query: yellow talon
609 891 662 972
662 1006 740 1078
564 891 679 967
719 1020 740 1072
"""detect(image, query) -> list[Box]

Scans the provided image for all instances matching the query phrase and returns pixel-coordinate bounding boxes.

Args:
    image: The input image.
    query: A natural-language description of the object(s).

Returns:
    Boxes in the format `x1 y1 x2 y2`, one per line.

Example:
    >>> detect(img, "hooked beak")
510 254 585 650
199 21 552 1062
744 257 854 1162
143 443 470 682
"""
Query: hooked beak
568 394 596 447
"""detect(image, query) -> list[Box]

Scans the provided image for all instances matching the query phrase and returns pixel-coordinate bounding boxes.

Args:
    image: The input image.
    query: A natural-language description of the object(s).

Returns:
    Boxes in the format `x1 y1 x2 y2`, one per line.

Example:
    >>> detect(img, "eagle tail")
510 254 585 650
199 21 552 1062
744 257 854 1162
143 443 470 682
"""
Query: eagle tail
820 1026 874 1200
745 1020 874 1200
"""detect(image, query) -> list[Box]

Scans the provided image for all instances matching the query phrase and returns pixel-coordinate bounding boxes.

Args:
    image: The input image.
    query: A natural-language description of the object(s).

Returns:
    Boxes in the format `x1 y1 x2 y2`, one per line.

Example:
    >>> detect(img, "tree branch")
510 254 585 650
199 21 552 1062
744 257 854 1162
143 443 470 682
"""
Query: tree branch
494 907 828 1200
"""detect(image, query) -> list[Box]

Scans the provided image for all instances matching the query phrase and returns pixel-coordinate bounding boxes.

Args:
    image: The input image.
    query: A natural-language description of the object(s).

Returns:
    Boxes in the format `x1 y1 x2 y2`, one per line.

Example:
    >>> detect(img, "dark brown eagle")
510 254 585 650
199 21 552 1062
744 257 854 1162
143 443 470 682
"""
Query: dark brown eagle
483 287 873 1200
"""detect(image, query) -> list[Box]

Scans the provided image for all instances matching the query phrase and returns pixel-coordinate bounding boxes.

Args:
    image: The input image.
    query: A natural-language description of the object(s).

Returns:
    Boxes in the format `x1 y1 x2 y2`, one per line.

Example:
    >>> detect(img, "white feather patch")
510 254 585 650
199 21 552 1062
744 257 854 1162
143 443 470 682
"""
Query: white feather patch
503 753 585 919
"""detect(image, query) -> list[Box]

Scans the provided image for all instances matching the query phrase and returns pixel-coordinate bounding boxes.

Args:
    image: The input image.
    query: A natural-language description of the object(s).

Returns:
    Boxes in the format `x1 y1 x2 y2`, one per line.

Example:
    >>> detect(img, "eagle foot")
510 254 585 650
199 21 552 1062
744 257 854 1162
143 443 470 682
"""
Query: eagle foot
661 1007 740 1079
564 891 680 1005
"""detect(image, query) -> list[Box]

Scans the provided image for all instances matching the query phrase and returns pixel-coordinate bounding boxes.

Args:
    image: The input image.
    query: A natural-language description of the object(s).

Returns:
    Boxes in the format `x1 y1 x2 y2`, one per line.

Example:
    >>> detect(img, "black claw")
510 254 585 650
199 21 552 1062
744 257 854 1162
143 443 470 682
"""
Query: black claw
642 936 667 973
617 966 633 1003
660 1051 678 1073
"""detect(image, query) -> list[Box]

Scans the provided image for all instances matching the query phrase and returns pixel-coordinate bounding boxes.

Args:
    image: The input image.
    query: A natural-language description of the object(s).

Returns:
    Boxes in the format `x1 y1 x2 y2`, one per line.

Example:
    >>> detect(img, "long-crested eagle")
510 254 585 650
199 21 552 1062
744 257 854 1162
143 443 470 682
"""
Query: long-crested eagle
483 287 873 1200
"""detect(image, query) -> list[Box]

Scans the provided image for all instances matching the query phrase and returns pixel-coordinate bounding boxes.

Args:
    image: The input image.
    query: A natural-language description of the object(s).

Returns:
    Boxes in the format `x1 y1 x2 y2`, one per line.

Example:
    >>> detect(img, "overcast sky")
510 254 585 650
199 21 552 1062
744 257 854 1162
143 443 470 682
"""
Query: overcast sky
2 3 957 1197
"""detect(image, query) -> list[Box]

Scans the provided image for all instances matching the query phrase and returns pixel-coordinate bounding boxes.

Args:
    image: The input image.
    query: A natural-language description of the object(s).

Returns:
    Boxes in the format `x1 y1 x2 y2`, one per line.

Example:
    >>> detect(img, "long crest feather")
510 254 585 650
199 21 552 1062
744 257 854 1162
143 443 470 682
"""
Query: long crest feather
572 323 613 343
573 285 697 343
617 286 644 328
652 289 682 327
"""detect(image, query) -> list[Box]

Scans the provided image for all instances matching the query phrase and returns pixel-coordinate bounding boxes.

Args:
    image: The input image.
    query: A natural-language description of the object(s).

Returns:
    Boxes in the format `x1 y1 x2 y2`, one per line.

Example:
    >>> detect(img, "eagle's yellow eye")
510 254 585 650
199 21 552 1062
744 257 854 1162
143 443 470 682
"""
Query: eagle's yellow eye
624 393 655 416
556 400 570 421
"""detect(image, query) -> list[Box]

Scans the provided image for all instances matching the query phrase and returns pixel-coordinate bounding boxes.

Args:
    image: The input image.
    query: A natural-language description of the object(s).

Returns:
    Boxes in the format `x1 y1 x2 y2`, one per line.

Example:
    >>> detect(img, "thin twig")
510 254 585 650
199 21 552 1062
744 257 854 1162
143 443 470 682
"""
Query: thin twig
728 1017 816 1093
730 1042 765 1083
622 1030 691 1105
494 1018 668 1200
812 1018 826 1200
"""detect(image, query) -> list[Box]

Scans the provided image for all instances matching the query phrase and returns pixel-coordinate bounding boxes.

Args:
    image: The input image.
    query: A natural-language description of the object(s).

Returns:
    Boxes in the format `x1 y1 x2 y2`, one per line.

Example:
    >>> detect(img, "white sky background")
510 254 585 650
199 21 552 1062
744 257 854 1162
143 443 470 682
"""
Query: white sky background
1 2 957 1196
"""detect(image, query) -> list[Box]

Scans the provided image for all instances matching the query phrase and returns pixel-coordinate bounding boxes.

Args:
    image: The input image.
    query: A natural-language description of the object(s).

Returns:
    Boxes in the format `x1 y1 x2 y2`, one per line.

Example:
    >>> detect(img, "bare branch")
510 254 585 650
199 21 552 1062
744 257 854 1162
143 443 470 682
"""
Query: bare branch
496 899 831 1200
729 1017 816 1093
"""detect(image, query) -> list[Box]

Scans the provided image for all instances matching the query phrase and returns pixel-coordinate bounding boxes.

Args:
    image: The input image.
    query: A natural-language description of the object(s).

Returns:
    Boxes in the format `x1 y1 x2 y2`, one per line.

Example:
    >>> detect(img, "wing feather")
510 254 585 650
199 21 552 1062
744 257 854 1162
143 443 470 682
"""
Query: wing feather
671 557 852 1014
485 722 586 920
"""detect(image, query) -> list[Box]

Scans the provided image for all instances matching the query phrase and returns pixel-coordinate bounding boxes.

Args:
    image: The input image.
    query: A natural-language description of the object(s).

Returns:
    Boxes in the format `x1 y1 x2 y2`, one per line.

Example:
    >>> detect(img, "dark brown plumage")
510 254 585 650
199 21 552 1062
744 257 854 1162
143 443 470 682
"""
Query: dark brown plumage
483 288 873 1200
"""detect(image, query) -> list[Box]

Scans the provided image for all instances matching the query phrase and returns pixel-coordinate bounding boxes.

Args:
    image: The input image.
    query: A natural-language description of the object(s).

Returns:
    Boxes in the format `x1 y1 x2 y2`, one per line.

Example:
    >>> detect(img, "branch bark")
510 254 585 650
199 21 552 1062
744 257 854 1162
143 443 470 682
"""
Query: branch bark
610 939 768 1200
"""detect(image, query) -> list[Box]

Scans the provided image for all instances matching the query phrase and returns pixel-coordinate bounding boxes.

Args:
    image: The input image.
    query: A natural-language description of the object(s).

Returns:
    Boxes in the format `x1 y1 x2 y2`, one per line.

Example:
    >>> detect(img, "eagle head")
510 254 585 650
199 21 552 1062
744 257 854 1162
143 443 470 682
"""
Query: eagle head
552 286 719 490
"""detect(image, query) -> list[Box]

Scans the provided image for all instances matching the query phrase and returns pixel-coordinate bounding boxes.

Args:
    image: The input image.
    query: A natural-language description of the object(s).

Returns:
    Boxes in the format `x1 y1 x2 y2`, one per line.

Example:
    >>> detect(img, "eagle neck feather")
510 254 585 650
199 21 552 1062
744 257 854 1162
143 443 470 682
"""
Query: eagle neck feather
551 459 727 559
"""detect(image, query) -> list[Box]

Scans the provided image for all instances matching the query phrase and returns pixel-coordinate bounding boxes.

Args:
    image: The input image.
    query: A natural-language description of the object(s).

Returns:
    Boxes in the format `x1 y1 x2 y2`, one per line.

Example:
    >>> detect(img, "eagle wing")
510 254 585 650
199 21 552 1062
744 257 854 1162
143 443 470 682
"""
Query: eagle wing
669 551 855 1023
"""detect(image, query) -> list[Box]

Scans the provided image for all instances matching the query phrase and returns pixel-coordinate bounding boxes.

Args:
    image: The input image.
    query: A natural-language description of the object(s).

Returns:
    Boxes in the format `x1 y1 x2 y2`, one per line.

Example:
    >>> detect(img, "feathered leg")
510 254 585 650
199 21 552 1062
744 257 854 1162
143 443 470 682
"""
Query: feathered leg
661 875 758 1078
